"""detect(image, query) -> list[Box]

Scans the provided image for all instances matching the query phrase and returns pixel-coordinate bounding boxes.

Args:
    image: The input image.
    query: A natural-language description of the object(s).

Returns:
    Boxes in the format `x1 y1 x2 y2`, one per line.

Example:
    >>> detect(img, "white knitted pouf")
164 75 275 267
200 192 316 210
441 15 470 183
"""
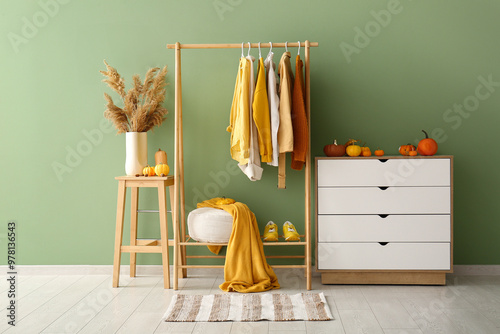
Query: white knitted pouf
187 207 233 243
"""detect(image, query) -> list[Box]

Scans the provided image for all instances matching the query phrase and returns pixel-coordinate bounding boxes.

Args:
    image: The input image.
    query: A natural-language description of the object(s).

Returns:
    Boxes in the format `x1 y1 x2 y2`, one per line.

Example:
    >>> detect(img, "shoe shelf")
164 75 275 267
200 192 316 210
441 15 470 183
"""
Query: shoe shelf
179 235 307 269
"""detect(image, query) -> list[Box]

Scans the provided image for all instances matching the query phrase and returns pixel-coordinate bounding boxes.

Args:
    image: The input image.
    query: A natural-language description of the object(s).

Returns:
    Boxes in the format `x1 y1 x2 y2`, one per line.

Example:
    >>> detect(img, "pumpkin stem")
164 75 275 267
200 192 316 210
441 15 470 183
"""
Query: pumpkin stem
422 130 429 139
333 139 337 145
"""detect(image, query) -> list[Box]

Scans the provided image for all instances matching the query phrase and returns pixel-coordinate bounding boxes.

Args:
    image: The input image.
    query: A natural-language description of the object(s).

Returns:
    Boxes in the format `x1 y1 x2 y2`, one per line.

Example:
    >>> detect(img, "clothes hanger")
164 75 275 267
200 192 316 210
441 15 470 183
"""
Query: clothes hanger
265 42 273 59
258 42 261 58
241 42 244 57
247 42 251 57
285 41 288 52
297 40 301 56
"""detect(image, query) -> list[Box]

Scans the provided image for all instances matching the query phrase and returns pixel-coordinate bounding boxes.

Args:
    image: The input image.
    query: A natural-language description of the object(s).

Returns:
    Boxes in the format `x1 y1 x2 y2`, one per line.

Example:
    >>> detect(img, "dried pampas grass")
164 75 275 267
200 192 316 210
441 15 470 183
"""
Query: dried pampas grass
100 60 168 133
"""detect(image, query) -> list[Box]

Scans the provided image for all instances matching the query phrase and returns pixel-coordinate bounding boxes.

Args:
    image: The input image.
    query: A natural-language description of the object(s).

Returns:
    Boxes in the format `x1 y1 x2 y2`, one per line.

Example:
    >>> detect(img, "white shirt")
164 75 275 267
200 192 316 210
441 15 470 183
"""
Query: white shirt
264 50 280 167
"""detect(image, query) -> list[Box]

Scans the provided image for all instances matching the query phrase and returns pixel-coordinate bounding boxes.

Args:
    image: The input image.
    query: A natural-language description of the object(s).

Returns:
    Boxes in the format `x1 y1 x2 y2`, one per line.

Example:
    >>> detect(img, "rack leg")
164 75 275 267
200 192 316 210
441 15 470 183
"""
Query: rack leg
172 187 182 290
305 40 312 291
168 187 185 279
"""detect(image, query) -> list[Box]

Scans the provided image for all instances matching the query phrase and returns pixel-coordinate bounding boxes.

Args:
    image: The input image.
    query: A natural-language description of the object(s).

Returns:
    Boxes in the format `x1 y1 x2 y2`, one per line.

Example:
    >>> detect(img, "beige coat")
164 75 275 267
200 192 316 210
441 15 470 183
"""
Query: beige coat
277 51 294 153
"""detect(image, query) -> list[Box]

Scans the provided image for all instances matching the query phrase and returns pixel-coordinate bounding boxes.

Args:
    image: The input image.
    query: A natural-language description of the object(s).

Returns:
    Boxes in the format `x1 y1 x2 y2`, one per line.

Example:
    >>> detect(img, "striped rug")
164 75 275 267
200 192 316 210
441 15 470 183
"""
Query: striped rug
163 292 333 322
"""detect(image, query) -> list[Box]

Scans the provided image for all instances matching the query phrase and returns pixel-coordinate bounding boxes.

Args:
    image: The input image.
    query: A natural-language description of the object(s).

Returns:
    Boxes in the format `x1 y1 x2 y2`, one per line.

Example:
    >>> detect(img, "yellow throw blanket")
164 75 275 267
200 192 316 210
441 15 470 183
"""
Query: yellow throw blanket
197 198 280 293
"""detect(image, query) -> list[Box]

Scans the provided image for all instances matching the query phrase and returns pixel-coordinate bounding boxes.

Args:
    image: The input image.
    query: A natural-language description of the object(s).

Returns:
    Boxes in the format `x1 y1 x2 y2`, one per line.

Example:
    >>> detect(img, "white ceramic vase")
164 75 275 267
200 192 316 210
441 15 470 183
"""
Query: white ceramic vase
125 132 148 176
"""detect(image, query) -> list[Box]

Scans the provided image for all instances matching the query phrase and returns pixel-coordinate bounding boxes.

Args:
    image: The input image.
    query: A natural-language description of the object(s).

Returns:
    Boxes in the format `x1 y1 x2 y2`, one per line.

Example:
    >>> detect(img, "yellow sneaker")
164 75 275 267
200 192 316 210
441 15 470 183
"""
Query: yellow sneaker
263 221 279 241
283 221 300 241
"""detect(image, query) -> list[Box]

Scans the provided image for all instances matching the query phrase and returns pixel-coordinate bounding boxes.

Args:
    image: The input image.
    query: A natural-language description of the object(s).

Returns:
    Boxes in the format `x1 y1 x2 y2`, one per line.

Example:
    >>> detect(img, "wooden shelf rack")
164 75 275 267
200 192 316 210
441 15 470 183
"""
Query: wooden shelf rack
166 41 318 290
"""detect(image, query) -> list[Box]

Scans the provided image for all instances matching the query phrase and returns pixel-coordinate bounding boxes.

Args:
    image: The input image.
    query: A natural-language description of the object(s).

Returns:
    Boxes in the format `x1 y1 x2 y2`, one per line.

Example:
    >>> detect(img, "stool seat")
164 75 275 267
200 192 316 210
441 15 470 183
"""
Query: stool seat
113 175 174 289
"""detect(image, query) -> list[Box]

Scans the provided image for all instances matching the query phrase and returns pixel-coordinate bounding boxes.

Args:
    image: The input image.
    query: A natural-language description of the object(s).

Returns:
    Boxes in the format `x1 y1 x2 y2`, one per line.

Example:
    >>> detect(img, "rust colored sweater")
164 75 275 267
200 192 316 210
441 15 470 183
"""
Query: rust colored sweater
291 55 308 171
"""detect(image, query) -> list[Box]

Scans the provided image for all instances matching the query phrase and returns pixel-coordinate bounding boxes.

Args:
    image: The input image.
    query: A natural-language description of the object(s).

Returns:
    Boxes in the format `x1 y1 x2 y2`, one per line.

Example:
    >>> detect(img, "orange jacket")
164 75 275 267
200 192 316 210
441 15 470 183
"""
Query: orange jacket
291 55 308 171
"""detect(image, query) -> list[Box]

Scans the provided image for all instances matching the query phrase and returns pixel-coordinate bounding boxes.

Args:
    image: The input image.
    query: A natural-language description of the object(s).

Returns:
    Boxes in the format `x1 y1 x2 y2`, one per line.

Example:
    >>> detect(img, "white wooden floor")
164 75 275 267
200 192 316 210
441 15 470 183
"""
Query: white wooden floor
1 269 500 333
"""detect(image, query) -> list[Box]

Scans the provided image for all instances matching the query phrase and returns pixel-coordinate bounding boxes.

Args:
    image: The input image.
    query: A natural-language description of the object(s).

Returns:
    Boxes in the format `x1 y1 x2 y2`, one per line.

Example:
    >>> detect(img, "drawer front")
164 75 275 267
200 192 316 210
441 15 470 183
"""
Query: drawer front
318 215 450 242
317 159 450 187
318 187 450 214
318 243 451 270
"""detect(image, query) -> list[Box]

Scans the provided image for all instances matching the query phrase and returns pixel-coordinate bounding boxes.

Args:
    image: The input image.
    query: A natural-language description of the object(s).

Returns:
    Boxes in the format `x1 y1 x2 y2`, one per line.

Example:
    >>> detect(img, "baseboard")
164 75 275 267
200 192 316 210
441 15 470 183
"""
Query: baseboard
451 265 500 275
2 265 321 277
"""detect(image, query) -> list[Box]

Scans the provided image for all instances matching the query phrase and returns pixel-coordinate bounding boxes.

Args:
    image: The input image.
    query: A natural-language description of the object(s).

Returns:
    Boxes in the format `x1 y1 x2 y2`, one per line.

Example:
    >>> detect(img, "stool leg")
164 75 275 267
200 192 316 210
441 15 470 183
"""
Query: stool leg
113 181 126 287
130 187 139 277
158 182 170 289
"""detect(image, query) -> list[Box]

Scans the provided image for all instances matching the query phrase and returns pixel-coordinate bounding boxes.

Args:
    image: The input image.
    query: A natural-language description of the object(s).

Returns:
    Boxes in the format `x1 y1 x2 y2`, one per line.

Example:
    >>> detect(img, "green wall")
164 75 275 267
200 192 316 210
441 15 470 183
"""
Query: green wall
1 0 499 266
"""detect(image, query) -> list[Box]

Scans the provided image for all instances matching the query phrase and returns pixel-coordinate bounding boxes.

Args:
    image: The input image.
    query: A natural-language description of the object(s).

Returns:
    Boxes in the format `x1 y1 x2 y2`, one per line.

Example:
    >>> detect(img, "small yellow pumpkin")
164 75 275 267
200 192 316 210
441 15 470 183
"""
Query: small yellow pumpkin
346 144 362 157
155 163 170 176
142 165 155 176
215 196 235 205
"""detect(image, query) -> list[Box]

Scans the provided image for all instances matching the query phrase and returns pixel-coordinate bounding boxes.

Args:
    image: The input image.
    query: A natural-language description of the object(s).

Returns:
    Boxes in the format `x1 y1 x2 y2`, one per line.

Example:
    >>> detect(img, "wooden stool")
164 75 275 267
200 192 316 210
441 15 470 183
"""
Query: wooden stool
112 175 174 289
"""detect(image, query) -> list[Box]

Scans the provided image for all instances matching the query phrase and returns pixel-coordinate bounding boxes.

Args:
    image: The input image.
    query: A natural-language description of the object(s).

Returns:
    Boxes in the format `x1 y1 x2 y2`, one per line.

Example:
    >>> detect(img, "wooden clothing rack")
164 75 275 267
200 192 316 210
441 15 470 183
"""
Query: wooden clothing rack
166 41 319 290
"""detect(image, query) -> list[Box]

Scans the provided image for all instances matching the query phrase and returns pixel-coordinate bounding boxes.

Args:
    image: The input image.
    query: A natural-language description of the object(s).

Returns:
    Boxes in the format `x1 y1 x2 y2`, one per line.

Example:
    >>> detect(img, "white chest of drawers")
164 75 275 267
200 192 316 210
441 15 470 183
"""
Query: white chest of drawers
315 156 453 285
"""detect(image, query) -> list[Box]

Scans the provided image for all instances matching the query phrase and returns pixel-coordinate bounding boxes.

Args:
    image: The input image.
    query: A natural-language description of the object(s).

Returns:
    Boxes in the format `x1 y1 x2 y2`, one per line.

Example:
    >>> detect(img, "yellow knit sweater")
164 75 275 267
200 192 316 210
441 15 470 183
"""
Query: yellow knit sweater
253 57 273 163
227 57 251 164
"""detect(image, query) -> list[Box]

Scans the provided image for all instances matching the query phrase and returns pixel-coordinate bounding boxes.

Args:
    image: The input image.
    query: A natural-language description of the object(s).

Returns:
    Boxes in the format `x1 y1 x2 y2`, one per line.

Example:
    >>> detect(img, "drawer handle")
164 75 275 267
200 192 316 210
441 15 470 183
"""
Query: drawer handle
378 214 389 218
378 159 388 163
378 186 389 190
378 242 389 246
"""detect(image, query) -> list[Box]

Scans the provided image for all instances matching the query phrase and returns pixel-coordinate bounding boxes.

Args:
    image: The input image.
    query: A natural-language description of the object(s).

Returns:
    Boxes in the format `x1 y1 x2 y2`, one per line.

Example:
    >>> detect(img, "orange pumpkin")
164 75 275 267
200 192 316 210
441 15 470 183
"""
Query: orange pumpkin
361 146 372 157
374 148 384 156
417 130 438 156
323 139 346 157
409 150 418 156
142 165 155 176
399 144 416 156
